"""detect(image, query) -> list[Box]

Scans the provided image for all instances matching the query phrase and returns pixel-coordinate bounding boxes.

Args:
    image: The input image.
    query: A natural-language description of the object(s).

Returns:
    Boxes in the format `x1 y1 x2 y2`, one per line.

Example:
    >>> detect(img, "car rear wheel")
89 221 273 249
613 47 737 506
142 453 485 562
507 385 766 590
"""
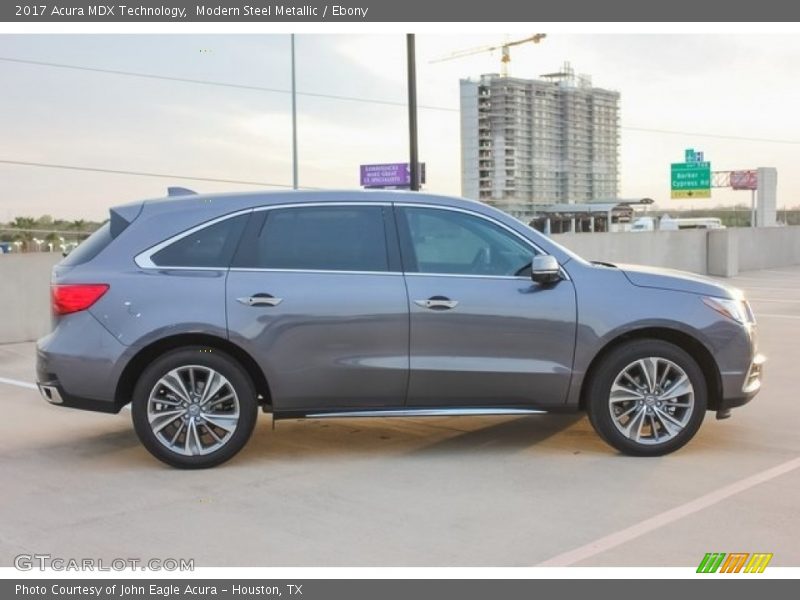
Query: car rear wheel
586 339 707 456
131 347 258 468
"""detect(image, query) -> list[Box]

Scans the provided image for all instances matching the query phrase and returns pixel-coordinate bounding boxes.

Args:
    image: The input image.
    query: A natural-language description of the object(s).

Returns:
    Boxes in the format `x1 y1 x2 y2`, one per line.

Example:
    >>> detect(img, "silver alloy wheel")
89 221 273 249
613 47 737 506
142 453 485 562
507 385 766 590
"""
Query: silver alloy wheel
608 357 695 445
147 365 240 456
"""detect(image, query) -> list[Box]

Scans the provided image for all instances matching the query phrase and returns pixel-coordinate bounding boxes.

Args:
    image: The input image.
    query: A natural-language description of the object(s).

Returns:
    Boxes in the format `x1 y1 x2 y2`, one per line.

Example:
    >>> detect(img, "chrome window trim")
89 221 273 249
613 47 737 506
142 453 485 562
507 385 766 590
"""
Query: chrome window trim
134 201 391 271
252 201 392 212
135 200 570 281
229 268 402 276
404 272 531 281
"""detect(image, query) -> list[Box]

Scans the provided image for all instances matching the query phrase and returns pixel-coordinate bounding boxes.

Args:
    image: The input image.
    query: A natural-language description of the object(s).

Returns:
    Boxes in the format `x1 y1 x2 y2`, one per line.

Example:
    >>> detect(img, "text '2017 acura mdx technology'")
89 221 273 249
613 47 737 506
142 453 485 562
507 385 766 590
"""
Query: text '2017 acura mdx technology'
36 189 764 468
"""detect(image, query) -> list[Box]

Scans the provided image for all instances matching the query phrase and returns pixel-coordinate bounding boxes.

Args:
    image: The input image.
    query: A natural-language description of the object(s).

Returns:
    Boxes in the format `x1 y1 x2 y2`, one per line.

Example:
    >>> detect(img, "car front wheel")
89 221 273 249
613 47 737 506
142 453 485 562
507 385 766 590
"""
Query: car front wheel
586 339 707 456
131 347 258 468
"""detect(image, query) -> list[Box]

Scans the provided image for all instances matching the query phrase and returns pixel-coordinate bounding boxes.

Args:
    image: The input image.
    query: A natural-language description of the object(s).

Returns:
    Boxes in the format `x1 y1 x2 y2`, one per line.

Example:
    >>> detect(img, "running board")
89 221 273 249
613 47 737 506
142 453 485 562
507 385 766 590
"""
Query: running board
300 407 548 419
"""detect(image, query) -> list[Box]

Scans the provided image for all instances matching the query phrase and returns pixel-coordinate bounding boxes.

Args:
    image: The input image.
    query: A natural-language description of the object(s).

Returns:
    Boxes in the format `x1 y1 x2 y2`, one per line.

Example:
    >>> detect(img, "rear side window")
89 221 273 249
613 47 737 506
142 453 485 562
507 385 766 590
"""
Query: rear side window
61 222 113 267
150 214 248 268
237 206 389 272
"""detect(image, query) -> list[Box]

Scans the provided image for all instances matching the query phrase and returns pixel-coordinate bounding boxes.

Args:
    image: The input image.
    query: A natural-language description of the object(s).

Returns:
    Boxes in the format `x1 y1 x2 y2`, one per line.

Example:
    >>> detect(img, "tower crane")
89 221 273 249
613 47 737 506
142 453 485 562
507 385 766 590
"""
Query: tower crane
429 34 546 77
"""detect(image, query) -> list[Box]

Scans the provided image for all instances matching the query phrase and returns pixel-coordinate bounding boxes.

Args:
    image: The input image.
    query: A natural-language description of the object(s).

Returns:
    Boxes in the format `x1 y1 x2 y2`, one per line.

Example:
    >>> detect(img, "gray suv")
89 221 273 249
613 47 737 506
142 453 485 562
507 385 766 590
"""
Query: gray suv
36 190 764 468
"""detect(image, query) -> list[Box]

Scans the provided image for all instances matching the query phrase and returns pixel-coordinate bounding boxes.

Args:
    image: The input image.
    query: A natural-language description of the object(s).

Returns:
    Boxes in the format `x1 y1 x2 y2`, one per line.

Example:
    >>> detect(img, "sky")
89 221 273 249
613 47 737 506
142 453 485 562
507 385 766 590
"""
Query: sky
1 33 799 221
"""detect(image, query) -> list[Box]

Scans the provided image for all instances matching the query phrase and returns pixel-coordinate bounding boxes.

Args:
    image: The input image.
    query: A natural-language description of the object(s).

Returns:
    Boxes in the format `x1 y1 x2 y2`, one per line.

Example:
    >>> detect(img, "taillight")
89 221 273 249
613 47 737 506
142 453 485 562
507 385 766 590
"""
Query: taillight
51 284 109 315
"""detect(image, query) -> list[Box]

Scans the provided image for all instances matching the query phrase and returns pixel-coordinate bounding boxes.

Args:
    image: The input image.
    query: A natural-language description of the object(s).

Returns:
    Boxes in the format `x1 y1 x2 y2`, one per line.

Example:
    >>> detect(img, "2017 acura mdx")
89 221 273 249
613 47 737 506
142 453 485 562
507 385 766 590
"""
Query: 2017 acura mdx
36 189 764 468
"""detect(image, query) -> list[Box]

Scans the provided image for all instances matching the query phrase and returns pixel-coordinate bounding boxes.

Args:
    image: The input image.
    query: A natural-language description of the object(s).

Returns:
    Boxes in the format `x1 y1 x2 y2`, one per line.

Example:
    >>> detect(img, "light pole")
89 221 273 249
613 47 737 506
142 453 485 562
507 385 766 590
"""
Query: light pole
291 34 299 190
406 34 420 192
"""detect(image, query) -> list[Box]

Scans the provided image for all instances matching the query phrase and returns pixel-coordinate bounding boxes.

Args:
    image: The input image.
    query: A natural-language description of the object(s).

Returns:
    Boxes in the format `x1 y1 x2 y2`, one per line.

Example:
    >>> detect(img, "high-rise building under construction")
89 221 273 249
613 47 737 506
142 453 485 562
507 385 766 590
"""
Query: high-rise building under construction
460 63 620 220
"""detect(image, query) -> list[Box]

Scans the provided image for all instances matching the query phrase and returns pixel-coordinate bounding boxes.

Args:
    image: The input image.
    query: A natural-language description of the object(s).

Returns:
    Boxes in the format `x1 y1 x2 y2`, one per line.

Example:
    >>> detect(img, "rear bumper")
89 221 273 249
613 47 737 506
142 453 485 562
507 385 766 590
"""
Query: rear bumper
36 380 123 414
36 310 128 414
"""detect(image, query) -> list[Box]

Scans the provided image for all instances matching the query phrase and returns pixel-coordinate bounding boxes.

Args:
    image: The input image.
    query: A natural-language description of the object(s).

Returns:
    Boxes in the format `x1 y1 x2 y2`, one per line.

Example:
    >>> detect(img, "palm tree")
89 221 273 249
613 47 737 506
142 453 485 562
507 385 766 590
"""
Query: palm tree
10 217 36 251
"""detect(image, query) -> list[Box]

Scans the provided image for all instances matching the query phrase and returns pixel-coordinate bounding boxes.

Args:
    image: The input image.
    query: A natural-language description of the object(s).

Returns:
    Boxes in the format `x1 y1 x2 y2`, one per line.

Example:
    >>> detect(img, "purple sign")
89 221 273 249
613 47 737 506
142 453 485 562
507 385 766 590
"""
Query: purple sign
360 163 425 188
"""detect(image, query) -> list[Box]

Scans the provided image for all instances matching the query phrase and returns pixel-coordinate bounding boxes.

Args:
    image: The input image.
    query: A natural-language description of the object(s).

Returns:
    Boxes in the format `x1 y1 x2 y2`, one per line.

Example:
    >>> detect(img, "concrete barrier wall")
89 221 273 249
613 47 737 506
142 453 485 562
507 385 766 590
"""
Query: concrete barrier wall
0 253 60 345
555 226 800 278
736 226 800 273
2 226 800 344
553 229 709 274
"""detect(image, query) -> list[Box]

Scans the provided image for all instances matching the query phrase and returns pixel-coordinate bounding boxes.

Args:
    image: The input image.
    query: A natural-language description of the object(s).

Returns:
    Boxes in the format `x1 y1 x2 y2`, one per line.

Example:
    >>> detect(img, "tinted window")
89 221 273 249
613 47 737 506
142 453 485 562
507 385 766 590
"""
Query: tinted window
151 214 248 268
61 222 113 266
401 207 534 276
240 206 389 272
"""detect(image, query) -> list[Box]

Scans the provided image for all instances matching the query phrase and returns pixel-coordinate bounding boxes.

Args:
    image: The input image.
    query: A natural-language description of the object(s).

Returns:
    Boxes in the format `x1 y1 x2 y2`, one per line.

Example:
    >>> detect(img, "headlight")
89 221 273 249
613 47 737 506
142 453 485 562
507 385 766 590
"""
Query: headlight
702 296 755 324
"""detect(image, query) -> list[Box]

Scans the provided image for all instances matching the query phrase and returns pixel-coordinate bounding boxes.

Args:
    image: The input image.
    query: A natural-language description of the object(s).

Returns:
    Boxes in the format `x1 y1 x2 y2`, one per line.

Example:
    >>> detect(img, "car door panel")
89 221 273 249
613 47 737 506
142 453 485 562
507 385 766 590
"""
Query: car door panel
227 270 408 411
397 205 578 408
226 204 409 413
405 275 576 406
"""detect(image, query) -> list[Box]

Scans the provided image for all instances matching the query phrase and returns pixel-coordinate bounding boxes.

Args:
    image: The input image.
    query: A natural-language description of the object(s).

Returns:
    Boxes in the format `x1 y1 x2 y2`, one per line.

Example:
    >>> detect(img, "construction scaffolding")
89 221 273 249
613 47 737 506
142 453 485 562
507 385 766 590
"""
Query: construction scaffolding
461 62 621 221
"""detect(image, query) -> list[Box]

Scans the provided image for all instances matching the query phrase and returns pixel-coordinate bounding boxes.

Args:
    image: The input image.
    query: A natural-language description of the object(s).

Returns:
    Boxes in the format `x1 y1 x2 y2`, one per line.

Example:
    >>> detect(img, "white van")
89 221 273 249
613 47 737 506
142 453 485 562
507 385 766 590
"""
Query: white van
659 216 725 231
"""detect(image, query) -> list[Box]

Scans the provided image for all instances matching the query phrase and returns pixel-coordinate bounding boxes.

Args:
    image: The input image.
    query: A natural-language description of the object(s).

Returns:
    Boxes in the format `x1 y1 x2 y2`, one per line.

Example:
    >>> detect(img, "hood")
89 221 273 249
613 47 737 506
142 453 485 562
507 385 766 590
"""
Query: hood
610 263 741 299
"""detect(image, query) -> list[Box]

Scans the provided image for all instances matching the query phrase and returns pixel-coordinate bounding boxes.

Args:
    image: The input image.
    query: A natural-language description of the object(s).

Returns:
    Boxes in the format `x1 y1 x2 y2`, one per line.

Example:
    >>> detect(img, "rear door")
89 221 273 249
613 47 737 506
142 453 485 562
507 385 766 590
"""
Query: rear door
226 203 409 413
396 204 577 408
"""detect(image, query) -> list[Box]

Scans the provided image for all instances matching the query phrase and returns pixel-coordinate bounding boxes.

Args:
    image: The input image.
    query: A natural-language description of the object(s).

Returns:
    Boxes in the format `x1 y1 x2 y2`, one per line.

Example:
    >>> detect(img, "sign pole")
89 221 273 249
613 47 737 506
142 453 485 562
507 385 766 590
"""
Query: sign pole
406 33 420 192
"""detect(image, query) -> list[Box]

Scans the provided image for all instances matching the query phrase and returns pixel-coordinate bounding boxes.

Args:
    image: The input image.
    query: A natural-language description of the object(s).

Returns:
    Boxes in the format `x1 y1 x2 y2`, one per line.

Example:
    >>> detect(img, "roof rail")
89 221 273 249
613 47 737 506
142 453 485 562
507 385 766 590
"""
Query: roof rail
167 187 198 197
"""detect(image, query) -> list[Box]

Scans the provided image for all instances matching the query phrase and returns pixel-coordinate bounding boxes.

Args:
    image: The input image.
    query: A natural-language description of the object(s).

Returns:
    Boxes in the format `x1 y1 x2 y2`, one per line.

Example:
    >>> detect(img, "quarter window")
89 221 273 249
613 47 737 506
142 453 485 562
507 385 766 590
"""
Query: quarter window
400 207 534 276
150 214 248 268
240 206 390 272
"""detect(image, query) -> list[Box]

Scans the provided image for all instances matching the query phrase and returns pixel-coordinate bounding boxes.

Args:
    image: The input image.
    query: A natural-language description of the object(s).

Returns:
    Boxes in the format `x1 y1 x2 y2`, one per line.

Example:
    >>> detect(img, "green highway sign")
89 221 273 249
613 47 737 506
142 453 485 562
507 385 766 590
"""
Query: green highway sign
671 149 711 199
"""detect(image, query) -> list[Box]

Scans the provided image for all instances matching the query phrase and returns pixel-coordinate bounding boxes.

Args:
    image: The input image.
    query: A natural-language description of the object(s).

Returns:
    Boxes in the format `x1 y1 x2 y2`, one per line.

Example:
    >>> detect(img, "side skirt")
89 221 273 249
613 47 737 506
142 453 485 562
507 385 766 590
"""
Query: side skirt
273 407 549 420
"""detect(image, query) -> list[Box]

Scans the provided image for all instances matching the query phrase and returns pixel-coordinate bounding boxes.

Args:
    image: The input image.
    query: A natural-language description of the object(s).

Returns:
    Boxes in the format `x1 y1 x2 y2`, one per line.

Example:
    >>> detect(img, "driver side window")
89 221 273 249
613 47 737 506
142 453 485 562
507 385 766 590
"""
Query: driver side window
399 207 535 276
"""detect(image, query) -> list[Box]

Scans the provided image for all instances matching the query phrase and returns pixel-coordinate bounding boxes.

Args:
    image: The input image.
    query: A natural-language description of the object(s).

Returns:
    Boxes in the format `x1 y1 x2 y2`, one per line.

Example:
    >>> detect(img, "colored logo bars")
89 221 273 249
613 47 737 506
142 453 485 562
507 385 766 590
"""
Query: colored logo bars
696 552 773 573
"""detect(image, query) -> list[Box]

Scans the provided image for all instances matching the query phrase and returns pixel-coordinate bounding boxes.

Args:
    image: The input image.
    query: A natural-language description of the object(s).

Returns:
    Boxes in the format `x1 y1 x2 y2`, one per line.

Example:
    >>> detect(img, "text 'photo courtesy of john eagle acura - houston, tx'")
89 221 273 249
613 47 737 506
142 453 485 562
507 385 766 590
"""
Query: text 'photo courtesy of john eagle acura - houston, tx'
36 188 764 468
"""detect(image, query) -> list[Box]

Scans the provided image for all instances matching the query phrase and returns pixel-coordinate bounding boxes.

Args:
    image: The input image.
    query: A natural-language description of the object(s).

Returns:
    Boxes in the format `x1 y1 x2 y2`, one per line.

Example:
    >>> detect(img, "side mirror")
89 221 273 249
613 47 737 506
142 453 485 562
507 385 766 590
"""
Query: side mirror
531 255 561 284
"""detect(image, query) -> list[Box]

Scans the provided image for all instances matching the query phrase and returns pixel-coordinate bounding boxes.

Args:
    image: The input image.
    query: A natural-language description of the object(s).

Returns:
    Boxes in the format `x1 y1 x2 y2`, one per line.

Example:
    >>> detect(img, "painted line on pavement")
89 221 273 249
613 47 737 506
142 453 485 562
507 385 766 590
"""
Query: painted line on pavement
537 455 800 567
0 376 38 390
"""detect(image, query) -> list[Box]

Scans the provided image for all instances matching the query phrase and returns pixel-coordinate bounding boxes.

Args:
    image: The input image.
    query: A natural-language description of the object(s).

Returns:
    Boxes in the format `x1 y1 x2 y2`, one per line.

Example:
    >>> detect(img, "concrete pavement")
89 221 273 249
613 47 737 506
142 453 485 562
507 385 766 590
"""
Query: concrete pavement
1 266 799 567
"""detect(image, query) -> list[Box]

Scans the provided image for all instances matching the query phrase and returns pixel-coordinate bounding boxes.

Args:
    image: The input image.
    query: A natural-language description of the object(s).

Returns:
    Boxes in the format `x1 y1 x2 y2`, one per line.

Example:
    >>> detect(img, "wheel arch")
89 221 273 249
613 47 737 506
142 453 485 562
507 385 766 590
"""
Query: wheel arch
578 327 723 411
115 333 272 410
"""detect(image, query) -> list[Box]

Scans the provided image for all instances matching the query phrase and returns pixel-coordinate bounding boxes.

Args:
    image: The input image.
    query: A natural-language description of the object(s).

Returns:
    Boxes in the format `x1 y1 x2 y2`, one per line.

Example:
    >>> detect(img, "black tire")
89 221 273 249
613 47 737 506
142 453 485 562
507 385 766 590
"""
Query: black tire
131 347 258 469
586 339 707 456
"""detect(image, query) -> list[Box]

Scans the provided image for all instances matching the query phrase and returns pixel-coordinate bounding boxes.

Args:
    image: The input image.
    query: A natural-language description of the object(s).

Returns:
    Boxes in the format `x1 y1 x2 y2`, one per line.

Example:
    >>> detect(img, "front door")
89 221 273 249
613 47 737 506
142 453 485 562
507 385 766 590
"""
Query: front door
396 205 577 408
226 203 408 413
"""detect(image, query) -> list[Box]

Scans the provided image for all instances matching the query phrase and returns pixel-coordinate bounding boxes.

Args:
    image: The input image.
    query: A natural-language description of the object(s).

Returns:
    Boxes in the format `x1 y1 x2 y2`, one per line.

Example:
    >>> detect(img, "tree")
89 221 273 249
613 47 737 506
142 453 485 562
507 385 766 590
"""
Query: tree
10 217 35 250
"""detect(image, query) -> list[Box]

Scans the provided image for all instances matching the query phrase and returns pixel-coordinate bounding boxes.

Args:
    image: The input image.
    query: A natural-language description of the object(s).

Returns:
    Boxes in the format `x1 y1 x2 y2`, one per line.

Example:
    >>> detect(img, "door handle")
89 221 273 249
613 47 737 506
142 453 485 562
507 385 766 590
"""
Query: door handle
414 296 459 310
237 293 283 307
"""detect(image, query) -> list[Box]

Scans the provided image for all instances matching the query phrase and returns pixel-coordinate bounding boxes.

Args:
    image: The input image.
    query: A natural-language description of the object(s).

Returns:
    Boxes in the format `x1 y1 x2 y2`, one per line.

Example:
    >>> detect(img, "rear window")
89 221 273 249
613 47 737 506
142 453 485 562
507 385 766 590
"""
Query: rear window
60 222 113 267
150 214 248 268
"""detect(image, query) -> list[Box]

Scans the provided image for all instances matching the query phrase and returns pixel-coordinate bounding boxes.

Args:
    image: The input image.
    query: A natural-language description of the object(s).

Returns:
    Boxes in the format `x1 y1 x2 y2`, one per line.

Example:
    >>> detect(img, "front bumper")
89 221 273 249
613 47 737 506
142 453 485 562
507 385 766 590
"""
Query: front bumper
716 352 765 419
